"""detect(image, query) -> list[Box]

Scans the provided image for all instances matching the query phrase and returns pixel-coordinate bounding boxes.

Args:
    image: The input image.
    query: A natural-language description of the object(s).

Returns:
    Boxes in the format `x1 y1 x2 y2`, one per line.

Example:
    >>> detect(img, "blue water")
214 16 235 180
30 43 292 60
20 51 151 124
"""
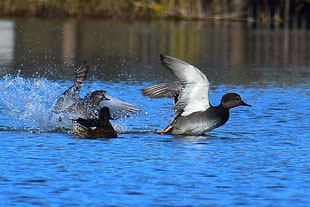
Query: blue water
1 75 309 206
1 18 310 206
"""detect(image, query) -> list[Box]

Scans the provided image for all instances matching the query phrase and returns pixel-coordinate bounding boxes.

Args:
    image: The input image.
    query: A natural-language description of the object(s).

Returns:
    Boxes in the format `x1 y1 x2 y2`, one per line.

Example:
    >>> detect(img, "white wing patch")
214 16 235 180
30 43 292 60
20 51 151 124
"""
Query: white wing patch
179 81 210 116
160 55 211 117
181 100 208 116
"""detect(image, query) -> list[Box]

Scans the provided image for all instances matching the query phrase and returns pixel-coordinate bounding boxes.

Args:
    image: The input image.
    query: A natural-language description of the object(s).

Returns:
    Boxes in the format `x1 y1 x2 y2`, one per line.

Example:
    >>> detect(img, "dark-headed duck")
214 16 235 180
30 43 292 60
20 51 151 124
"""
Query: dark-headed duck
72 107 117 138
141 54 251 135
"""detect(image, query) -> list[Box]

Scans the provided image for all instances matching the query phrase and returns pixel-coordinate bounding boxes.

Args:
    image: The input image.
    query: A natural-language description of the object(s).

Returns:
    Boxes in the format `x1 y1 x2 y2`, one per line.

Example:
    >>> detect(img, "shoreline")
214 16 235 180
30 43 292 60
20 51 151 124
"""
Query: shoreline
0 0 309 28
0 0 251 21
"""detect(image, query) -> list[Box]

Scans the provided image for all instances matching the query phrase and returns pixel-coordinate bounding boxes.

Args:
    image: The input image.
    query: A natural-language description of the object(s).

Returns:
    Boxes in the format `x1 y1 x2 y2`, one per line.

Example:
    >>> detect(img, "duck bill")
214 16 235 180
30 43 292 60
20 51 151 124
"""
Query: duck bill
241 101 252 107
101 95 110 101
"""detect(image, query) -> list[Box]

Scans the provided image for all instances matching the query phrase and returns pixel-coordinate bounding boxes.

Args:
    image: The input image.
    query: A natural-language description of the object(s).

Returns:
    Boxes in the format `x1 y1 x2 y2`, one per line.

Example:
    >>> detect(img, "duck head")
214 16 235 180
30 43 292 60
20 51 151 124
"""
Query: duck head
87 90 109 106
99 107 113 120
221 93 251 109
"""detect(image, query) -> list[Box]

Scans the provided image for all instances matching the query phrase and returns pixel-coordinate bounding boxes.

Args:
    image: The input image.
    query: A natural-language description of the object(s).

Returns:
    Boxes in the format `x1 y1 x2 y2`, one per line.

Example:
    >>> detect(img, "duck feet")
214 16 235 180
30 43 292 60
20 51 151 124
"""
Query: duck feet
156 125 173 134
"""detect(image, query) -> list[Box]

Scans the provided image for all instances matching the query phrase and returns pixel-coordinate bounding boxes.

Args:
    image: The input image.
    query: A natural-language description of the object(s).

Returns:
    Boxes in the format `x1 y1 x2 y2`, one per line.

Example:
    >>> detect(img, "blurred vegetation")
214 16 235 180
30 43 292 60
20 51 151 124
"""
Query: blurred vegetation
0 0 130 18
0 0 247 19
0 0 308 25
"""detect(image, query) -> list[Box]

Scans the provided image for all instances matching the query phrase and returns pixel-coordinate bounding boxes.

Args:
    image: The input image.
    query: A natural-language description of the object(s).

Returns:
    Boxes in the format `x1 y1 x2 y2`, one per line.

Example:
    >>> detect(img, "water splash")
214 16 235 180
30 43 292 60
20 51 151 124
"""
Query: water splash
0 74 66 132
0 74 144 133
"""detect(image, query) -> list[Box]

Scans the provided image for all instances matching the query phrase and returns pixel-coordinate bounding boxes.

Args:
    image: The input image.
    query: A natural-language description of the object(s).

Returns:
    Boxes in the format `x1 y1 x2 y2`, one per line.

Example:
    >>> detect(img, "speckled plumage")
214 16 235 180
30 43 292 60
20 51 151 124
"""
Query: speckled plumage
72 107 117 139
52 62 140 121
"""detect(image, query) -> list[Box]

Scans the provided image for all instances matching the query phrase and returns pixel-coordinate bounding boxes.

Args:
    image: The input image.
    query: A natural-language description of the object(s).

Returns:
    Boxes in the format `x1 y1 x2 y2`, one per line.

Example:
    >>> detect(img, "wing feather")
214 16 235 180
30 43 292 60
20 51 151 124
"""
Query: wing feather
141 82 182 99
100 94 140 119
52 62 89 113
160 54 210 116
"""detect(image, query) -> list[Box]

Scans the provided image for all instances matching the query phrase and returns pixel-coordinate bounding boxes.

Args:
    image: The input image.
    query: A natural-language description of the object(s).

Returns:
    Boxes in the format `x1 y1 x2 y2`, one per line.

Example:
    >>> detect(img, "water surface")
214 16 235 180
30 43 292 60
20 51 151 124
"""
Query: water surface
0 18 309 206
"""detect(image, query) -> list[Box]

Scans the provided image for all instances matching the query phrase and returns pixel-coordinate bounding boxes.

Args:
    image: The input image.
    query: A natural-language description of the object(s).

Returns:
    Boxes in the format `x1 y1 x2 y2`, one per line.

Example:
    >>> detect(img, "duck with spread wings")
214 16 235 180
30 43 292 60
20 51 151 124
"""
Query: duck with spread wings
141 55 251 135
52 62 140 124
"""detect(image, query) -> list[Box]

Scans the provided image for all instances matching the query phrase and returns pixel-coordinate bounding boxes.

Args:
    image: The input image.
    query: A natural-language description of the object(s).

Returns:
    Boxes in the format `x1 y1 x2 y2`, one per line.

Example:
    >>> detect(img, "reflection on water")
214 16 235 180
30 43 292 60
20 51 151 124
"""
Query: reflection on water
0 18 309 86
0 20 14 65
0 18 310 207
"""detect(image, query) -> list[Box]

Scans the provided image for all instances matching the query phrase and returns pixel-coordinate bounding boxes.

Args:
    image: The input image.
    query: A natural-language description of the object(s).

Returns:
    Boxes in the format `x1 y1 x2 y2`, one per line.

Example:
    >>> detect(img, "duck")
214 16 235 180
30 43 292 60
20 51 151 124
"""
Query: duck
52 61 89 114
52 61 139 121
64 89 109 119
72 107 117 138
141 54 251 135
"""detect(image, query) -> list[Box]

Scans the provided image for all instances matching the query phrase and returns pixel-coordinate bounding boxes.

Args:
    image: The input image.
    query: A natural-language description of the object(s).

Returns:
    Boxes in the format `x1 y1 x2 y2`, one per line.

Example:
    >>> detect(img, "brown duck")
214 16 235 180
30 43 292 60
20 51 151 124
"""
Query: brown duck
72 107 117 138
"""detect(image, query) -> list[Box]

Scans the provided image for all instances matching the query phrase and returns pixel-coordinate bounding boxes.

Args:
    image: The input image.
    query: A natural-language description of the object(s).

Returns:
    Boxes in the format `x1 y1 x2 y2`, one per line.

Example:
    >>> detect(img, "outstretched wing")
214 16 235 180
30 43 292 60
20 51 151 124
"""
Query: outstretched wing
63 61 89 98
141 81 182 101
160 54 210 117
52 62 89 113
100 94 140 119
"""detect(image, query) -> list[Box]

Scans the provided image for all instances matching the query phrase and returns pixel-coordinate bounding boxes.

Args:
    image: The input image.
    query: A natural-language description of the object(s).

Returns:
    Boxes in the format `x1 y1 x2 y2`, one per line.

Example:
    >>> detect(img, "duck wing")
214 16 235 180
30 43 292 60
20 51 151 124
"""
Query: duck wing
64 61 89 98
141 81 182 100
100 94 140 119
52 62 89 113
160 54 210 117
75 118 96 128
